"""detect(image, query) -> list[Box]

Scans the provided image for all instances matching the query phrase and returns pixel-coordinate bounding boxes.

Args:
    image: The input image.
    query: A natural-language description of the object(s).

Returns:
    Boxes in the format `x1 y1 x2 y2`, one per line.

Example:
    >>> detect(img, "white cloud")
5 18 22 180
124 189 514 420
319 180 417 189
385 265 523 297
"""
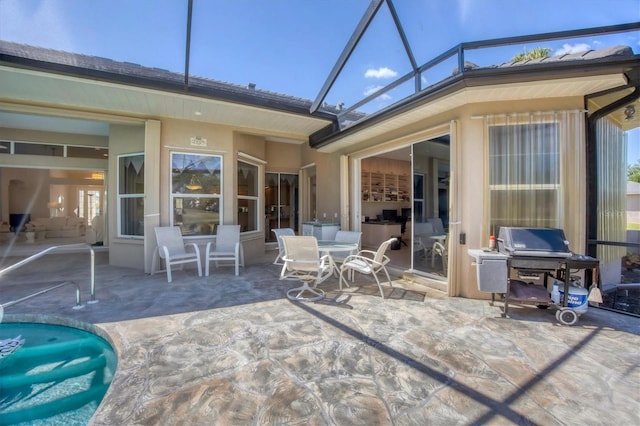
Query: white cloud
555 43 591 56
363 85 391 100
364 67 398 79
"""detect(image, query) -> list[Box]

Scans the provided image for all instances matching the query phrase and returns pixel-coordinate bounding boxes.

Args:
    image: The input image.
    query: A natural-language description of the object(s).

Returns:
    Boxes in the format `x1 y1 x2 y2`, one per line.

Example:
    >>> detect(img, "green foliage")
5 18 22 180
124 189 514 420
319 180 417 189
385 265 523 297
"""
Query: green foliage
512 47 552 62
628 162 640 183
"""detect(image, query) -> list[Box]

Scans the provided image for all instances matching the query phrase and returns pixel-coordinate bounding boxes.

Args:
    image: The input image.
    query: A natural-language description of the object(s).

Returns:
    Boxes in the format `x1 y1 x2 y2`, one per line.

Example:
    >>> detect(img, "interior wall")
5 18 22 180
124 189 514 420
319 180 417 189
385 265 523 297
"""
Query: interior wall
360 157 411 221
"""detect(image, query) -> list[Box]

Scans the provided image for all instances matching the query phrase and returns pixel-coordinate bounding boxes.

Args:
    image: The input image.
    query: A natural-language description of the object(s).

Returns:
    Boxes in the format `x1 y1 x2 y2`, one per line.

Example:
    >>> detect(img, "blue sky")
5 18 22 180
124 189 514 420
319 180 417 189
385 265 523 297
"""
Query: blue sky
0 0 639 158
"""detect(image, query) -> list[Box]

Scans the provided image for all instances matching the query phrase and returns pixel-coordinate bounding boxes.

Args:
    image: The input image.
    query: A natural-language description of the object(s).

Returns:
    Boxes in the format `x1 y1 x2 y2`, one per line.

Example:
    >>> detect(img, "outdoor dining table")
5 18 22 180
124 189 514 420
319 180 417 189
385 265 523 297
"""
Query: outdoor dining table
317 240 360 274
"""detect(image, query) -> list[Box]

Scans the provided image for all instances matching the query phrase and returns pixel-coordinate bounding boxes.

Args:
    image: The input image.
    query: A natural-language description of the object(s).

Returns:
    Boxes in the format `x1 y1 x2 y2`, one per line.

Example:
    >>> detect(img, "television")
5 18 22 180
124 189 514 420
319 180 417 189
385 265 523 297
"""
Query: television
382 209 397 221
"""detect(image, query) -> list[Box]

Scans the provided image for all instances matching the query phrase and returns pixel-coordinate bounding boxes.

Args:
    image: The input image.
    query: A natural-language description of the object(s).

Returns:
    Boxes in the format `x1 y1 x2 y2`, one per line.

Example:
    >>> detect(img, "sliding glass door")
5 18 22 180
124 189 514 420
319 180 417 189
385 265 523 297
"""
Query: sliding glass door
265 172 298 242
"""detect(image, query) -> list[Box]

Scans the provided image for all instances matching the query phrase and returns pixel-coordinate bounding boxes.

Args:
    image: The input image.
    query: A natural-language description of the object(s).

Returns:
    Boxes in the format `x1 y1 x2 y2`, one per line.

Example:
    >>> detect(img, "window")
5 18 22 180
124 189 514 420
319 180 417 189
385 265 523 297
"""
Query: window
171 152 222 236
488 115 560 230
238 160 260 233
117 153 144 237
0 140 109 159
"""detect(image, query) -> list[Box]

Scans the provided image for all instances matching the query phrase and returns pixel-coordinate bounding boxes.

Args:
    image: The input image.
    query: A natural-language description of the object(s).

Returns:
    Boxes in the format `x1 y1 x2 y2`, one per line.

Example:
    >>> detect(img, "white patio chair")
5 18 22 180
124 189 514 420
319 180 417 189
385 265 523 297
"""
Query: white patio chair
432 234 448 273
338 237 396 299
272 228 295 265
152 226 202 283
331 230 362 280
413 222 434 259
279 235 335 302
427 217 445 234
205 225 244 276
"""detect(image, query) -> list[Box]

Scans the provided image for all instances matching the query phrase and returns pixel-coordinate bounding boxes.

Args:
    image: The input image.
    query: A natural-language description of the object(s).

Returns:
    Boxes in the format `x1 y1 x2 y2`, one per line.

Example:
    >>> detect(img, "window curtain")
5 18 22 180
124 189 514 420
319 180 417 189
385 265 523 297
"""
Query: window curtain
596 117 627 264
486 111 583 240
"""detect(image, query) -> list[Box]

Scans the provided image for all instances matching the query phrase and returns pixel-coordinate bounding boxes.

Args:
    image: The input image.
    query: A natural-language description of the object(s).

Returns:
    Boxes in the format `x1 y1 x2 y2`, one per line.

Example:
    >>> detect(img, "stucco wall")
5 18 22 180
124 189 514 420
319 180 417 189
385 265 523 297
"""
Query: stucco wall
108 123 146 269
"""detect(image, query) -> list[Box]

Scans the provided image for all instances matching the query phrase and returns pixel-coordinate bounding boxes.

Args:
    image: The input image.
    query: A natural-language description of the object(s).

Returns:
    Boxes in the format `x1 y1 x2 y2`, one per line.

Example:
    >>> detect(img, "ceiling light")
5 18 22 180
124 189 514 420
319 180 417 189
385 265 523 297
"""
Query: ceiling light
194 111 202 116
624 105 636 121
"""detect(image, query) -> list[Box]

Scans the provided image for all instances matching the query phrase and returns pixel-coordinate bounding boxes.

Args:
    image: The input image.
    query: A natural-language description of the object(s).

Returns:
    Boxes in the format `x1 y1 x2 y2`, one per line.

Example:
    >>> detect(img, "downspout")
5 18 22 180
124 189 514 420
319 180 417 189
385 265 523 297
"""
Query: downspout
585 85 639 258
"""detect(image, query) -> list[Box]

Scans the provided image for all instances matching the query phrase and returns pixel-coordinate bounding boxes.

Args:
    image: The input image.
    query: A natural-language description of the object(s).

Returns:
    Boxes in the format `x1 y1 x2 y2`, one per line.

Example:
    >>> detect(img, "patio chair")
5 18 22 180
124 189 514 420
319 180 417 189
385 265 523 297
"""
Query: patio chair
413 222 434 259
279 235 335 302
338 237 396 299
432 234 448 273
331 230 362 280
205 225 244 276
272 228 295 265
152 226 202 283
427 217 445 234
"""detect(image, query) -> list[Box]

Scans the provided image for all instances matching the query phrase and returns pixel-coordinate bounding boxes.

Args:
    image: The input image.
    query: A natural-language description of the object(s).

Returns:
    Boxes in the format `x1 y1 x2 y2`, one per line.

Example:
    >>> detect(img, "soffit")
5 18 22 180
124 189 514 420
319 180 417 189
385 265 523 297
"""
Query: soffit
587 86 639 131
319 73 628 153
0 66 331 140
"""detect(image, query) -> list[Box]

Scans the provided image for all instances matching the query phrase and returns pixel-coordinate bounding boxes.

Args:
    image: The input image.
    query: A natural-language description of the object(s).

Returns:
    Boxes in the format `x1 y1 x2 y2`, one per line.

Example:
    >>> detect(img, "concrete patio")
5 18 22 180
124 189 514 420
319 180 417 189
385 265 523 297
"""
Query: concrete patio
1 248 639 425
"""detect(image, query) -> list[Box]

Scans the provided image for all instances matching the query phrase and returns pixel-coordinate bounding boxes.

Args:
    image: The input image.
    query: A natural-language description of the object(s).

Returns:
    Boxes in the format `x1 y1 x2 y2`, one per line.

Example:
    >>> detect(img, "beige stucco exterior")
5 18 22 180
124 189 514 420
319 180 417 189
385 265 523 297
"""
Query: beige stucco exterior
0 53 634 299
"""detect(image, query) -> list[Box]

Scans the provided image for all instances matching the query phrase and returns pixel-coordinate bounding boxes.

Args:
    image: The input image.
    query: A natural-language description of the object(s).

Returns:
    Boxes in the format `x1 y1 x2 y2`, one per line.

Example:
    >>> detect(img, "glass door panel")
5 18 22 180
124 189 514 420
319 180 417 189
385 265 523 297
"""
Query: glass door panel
265 172 298 242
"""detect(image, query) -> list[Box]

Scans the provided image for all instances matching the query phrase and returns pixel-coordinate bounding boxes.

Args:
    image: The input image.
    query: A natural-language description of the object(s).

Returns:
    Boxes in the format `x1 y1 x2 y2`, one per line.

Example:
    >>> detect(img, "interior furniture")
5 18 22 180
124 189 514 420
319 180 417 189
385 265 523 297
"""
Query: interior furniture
279 235 335 302
338 237 397 299
0 221 11 241
30 216 86 238
85 215 105 245
361 171 410 202
205 225 244 276
272 228 295 265
302 221 340 241
9 213 30 233
361 222 401 247
152 226 202 283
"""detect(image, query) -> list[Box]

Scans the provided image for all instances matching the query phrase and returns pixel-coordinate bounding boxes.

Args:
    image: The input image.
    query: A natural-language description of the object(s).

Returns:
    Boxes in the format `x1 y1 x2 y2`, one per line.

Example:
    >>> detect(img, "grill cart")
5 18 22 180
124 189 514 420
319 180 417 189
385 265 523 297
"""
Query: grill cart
469 227 600 325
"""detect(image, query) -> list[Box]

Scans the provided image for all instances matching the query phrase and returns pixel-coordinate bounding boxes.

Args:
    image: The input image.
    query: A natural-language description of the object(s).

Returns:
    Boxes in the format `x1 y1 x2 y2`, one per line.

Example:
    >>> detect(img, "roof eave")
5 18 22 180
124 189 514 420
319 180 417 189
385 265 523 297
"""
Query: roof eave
309 56 640 149
0 53 338 122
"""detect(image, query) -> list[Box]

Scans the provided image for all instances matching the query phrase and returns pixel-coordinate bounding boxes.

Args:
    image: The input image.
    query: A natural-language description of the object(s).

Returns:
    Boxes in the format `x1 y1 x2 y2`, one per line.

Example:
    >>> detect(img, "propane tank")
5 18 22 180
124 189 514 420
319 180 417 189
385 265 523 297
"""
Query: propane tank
558 280 589 314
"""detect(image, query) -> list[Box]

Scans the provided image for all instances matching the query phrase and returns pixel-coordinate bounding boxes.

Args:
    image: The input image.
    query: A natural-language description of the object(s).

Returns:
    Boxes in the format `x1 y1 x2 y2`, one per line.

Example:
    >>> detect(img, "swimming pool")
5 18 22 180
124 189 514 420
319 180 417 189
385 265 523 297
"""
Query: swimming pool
0 319 117 425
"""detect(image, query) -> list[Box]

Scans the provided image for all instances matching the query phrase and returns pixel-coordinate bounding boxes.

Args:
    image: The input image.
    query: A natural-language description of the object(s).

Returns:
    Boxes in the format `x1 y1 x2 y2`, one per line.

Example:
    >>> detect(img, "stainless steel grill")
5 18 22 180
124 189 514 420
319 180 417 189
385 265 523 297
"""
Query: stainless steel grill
492 227 600 324
497 227 572 258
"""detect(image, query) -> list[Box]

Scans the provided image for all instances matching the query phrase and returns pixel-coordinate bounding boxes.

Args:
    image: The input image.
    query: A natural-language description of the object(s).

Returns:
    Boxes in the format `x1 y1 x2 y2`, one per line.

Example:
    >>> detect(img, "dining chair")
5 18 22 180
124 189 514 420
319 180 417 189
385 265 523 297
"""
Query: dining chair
272 228 295 265
151 226 202 283
279 235 335 301
331 230 362 281
432 234 448 273
338 237 396 299
413 222 434 259
205 225 244 276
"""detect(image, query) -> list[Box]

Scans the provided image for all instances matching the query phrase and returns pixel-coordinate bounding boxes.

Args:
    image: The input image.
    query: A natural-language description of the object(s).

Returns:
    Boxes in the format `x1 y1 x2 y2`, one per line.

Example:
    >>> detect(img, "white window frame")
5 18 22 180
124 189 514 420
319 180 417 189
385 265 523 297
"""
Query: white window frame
237 159 262 234
117 152 144 238
170 151 223 237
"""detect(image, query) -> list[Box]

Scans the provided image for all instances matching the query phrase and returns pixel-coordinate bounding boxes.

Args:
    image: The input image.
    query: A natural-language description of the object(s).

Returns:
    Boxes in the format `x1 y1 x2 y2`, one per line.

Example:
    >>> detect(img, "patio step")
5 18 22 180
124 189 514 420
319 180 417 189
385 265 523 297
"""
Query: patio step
396 272 448 299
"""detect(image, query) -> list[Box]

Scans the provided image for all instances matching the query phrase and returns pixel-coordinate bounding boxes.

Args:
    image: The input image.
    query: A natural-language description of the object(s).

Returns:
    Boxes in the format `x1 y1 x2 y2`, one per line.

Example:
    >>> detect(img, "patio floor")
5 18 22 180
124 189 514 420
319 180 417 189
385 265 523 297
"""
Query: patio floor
1 247 639 425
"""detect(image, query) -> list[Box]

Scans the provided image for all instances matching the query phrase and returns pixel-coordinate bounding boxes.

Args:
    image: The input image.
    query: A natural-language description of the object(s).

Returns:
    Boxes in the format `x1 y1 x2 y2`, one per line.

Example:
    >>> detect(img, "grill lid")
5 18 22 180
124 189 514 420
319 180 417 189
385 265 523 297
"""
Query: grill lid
497 227 572 257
